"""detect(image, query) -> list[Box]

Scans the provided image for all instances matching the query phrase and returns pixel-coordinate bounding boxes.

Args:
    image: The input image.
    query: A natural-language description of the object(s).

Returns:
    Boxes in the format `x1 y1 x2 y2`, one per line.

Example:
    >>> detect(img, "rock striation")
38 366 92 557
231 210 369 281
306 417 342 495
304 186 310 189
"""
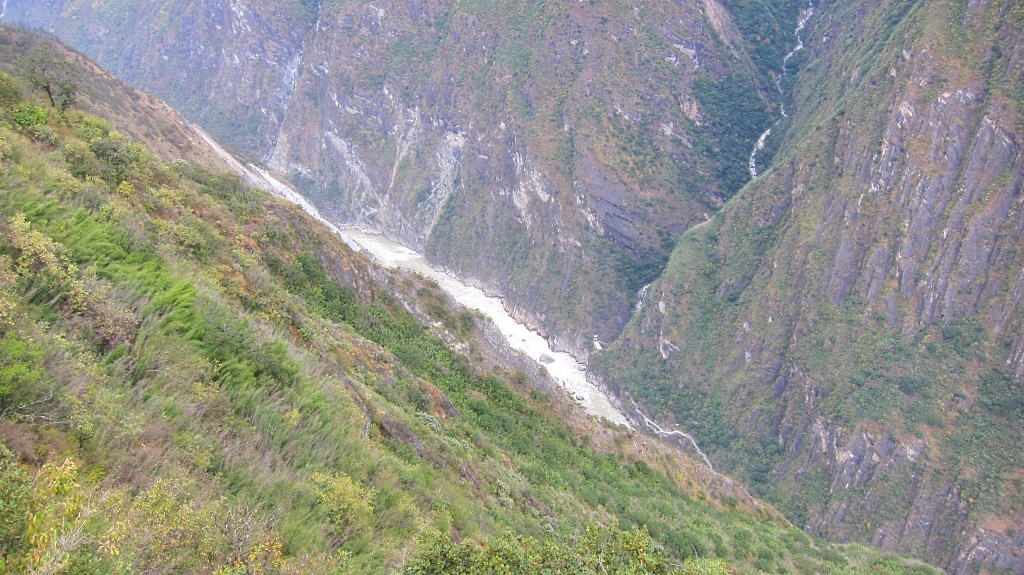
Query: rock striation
596 1 1024 572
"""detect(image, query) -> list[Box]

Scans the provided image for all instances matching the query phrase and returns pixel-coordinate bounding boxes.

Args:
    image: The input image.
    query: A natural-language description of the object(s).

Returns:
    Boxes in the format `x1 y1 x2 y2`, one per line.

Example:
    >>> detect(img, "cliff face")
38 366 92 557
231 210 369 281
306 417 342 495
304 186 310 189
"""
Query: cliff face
0 0 789 356
595 0 1024 572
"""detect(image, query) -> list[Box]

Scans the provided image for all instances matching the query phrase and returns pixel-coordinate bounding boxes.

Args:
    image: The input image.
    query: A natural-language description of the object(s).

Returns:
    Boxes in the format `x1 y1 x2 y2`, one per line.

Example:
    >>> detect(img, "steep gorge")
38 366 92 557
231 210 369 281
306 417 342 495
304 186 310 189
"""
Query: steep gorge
595 1 1024 572
0 0 793 357
0 26 950 573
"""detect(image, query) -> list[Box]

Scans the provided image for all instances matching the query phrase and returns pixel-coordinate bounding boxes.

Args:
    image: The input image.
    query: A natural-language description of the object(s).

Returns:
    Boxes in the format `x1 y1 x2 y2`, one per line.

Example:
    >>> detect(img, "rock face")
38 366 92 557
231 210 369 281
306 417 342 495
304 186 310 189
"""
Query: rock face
595 0 1024 572
0 0 787 357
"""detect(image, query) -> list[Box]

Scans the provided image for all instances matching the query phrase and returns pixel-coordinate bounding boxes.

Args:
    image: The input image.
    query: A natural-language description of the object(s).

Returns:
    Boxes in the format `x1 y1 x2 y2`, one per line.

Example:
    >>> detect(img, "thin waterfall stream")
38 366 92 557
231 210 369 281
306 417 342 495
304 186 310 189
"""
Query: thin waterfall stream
749 0 816 178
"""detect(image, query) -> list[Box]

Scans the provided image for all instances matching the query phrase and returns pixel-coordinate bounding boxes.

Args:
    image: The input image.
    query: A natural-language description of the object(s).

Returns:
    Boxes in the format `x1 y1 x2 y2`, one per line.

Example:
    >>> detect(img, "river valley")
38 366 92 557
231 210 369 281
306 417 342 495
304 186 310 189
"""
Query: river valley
232 158 633 428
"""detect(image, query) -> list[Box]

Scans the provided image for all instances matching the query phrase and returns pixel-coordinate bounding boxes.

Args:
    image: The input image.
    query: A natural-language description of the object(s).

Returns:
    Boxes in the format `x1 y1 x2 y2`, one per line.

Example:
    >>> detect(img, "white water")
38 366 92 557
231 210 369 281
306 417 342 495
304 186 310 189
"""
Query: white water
747 127 772 179
749 0 816 178
227 159 632 427
630 398 716 473
635 284 651 313
339 228 632 428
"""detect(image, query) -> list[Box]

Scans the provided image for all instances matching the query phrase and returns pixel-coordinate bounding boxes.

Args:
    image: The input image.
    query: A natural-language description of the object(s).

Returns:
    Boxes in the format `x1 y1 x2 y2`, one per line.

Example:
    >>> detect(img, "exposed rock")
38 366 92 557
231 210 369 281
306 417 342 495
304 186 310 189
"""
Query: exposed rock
376 411 426 459
596 1 1024 572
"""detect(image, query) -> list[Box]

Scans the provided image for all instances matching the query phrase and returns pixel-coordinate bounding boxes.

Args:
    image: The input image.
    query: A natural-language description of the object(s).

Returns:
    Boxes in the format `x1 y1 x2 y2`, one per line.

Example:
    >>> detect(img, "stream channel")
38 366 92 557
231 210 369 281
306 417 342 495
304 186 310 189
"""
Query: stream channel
749 0 816 178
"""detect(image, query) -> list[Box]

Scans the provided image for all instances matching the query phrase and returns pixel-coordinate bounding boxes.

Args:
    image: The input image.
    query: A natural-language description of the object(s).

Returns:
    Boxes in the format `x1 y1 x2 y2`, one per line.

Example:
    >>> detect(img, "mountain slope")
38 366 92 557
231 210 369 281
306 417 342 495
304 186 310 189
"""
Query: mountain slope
0 25 236 175
0 27 943 575
0 0 797 357
594 1 1024 572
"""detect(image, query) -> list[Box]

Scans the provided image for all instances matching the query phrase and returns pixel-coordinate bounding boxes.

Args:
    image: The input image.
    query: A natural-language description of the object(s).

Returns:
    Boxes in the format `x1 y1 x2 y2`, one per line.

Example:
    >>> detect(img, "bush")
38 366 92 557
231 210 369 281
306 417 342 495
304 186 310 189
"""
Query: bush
310 471 375 541
403 522 733 574
62 138 100 179
11 104 46 128
895 374 925 395
0 332 44 413
941 319 985 356
979 371 1024 418
0 72 21 109
0 444 31 557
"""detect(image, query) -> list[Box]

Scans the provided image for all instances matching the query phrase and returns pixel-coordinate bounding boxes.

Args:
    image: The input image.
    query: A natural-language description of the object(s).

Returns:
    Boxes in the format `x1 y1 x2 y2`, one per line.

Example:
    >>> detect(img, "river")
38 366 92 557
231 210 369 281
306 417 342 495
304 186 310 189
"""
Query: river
338 228 632 428
219 159 632 427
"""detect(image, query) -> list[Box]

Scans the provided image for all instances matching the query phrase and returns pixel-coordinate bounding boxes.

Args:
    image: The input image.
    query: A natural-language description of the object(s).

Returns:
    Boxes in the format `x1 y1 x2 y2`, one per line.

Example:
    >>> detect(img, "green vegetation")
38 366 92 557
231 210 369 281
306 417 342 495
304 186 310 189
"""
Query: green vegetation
0 39 942 574
598 1 1024 569
718 0 803 77
20 44 80 111
598 193 1024 541
405 523 732 575
692 74 773 195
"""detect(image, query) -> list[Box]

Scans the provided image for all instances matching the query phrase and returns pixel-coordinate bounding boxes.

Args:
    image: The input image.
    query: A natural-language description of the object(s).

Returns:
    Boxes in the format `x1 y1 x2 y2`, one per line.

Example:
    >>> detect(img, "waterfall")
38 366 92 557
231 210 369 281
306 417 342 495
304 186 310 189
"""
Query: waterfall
635 283 651 313
629 398 717 474
749 0 816 179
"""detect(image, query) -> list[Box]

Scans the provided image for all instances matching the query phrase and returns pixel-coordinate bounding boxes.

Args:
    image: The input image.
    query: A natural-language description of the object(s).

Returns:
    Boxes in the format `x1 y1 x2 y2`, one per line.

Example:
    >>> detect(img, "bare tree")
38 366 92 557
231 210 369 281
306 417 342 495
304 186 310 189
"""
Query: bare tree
21 44 80 111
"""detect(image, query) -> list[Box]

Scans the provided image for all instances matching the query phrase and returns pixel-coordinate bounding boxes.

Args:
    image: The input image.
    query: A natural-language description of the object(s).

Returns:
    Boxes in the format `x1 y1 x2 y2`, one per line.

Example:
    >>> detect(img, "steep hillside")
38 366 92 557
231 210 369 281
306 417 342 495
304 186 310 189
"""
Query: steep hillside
0 0 797 357
0 28 942 575
595 0 1024 573
0 26 235 175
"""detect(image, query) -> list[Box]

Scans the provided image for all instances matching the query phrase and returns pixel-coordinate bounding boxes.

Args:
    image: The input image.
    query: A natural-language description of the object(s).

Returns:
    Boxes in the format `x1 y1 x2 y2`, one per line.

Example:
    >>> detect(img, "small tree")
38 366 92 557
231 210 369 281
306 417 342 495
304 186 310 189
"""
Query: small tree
21 44 80 111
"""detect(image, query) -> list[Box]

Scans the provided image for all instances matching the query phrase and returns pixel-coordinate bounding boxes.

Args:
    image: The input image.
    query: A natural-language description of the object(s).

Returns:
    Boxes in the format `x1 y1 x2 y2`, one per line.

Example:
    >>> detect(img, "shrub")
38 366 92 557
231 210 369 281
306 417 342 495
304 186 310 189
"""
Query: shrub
0 72 20 109
310 471 375 541
62 138 100 179
11 104 46 128
0 444 31 557
0 333 44 413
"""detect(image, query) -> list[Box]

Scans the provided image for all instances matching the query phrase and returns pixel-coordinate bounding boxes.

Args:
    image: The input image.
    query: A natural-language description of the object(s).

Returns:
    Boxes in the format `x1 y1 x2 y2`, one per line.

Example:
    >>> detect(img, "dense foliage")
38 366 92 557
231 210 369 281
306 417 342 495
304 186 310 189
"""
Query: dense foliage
717 0 803 78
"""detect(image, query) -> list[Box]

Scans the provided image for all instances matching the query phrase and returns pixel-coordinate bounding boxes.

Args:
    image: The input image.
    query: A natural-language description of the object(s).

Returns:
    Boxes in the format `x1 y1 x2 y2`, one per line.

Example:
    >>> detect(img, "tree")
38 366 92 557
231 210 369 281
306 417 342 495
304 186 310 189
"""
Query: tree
21 44 80 111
